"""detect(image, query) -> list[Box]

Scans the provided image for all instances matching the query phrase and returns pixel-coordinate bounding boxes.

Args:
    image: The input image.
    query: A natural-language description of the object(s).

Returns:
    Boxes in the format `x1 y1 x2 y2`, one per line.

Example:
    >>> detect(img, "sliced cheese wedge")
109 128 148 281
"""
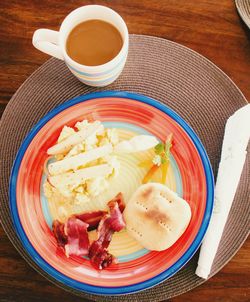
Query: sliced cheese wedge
114 135 158 153
47 121 101 155
48 164 113 190
48 144 113 175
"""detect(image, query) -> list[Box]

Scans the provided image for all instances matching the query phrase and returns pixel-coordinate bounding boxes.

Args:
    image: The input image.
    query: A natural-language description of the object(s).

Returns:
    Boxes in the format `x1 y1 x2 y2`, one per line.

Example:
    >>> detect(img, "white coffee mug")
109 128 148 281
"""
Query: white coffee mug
32 5 129 87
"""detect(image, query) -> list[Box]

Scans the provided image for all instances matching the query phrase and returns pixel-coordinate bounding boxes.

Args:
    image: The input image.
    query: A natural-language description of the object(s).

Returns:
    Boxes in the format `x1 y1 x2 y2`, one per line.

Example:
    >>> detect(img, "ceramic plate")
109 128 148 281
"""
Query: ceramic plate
10 91 214 295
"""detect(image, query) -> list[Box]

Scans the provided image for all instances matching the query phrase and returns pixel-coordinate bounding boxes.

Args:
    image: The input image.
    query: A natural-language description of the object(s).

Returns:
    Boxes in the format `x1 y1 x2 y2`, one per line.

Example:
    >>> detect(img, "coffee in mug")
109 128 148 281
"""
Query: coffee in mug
66 20 123 66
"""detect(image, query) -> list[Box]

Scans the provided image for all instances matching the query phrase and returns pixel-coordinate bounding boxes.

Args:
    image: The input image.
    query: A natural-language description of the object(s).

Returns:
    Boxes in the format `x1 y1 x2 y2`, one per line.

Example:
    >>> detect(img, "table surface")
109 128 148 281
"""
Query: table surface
0 0 249 301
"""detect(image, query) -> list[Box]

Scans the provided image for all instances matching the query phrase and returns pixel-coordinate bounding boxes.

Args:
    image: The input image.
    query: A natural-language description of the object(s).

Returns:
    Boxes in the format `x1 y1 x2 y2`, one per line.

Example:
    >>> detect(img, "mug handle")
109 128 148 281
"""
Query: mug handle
32 29 64 60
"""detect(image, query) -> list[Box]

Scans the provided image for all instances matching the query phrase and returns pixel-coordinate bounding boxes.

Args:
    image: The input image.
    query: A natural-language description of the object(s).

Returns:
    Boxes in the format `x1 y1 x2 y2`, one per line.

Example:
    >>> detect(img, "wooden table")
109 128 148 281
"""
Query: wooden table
0 0 249 301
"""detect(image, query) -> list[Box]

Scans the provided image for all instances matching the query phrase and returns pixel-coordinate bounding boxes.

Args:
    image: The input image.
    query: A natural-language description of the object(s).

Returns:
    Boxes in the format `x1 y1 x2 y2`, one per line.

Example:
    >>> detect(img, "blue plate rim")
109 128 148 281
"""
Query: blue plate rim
9 90 214 295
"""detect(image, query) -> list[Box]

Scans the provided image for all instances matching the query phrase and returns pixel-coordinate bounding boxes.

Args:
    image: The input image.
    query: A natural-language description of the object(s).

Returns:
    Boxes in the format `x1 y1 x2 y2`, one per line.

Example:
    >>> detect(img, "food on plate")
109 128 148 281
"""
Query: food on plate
115 135 158 153
89 198 125 269
44 119 159 218
45 119 190 270
47 121 103 155
53 216 90 257
52 220 68 247
64 217 90 257
74 194 125 231
52 193 125 269
108 192 126 212
75 210 107 231
44 120 121 207
48 144 113 175
159 133 173 184
48 164 113 195
142 133 173 184
123 183 191 251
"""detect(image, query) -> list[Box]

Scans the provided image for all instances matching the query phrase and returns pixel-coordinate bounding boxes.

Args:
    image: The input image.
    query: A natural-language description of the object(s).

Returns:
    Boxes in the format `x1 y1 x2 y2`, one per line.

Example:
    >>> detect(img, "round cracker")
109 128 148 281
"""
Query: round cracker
123 183 191 251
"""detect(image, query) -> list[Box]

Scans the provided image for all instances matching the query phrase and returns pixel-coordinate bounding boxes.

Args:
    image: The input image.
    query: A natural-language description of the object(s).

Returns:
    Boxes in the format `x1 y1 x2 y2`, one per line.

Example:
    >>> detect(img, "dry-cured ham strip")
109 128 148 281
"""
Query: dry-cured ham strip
52 192 126 270
75 210 107 231
88 241 116 270
107 199 125 232
89 199 125 269
52 220 68 247
64 217 89 257
108 192 125 213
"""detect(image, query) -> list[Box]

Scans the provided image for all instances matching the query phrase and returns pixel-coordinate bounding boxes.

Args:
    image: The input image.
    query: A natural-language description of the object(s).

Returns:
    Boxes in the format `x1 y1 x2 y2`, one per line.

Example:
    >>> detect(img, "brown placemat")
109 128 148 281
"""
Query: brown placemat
236 0 250 29
0 34 249 301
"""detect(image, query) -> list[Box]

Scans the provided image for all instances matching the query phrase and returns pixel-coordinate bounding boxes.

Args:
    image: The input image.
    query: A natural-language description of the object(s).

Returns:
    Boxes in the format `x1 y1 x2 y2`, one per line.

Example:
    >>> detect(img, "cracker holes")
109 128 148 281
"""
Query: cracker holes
159 220 172 231
159 192 172 203
136 201 148 211
130 227 143 237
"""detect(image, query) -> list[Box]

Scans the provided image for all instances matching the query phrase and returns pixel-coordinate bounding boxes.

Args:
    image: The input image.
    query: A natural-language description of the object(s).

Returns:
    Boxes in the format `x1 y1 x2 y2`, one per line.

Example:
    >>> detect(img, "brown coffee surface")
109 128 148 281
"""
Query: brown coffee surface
66 20 123 66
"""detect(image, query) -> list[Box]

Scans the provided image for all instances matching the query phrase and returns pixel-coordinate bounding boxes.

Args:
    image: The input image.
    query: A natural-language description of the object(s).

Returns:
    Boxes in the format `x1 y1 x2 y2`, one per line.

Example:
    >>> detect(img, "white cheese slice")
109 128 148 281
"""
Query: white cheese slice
48 164 113 191
48 144 113 175
47 121 101 155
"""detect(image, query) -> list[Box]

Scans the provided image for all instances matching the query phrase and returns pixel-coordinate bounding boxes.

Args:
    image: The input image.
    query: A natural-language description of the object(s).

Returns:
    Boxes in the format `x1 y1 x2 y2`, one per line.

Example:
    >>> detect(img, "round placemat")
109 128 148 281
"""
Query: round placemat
235 0 250 29
0 34 249 301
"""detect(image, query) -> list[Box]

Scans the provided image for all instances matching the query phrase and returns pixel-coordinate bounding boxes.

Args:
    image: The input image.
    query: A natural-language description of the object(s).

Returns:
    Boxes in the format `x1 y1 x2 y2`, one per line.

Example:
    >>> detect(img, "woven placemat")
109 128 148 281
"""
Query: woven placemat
236 0 250 29
0 35 249 301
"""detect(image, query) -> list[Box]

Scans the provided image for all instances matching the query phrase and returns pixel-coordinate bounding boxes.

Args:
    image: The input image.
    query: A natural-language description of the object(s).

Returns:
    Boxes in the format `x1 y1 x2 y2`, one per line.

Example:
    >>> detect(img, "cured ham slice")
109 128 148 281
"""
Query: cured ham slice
52 211 107 249
89 199 125 269
109 192 125 213
52 220 68 247
75 193 125 231
88 241 116 270
51 192 126 270
75 210 107 231
64 217 89 257
107 200 126 232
